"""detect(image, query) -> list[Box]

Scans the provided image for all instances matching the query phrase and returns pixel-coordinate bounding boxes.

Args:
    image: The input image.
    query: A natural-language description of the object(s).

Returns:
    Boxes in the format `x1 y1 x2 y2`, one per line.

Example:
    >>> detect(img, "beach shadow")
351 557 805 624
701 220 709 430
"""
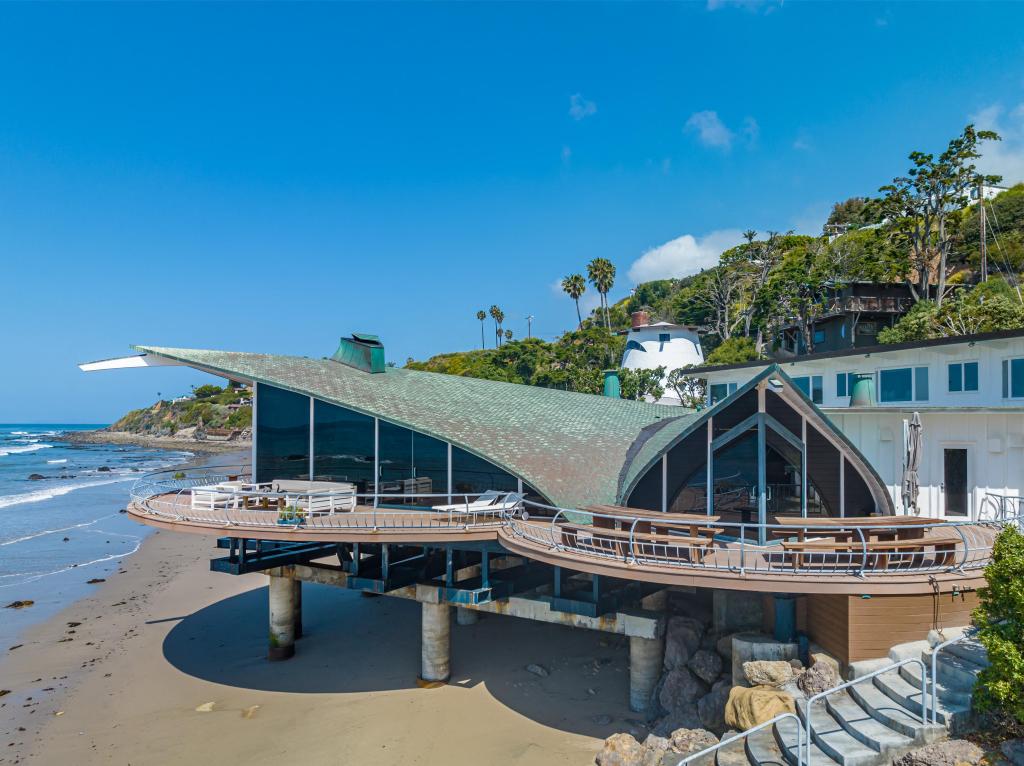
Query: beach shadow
162 582 634 736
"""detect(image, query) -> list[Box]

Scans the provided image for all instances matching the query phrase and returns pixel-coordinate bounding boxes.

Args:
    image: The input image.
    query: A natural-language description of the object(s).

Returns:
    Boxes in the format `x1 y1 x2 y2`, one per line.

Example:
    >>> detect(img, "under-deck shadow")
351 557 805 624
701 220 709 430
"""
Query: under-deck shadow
162 581 634 736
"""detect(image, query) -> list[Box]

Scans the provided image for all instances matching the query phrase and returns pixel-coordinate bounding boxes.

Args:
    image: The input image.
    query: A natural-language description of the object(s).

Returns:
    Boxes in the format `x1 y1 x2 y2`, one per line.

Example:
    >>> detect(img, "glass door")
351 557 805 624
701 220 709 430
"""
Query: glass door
942 448 969 517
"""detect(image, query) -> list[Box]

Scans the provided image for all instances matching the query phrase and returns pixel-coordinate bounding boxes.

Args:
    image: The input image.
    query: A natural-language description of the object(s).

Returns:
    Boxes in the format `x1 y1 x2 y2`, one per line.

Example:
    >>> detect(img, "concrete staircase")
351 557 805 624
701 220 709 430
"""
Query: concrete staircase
705 632 988 766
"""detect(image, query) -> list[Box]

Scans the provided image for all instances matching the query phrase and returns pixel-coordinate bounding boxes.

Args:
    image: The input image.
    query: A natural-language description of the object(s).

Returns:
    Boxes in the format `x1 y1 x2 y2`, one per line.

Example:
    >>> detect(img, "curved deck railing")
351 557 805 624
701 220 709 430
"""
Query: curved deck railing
131 465 1019 580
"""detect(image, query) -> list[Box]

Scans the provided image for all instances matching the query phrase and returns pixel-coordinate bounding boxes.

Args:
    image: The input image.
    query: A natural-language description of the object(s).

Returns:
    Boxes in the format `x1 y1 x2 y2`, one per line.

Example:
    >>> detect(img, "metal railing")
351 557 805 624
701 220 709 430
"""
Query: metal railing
131 465 1019 578
676 712 805 765
980 492 1023 528
928 624 990 724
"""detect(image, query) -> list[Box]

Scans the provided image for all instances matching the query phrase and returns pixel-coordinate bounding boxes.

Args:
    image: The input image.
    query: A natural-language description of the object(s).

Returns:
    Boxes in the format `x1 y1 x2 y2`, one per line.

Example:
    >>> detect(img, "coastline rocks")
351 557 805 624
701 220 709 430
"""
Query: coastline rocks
651 709 702 737
724 686 796 730
595 733 645 766
664 616 705 670
97 466 111 472
697 682 731 735
742 660 794 688
892 739 984 766
28 473 46 481
687 649 723 685
658 667 707 713
796 660 841 697
4 600 34 609
669 727 718 755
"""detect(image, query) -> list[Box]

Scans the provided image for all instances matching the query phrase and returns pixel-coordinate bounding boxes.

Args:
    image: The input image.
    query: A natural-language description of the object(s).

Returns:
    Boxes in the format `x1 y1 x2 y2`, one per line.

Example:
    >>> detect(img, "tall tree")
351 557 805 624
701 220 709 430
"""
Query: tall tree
561 273 587 329
504 329 513 342
874 124 1002 307
475 310 486 350
489 305 505 346
727 230 788 353
586 258 616 330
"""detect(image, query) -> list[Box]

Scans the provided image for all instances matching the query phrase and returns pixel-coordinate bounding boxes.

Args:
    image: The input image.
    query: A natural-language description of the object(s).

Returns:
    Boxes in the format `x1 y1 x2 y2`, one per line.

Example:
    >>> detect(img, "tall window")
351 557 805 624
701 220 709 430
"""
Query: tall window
377 421 447 500
879 367 928 403
948 362 979 393
255 383 310 481
1003 358 1024 398
450 445 519 497
791 375 823 404
836 372 855 398
312 400 375 488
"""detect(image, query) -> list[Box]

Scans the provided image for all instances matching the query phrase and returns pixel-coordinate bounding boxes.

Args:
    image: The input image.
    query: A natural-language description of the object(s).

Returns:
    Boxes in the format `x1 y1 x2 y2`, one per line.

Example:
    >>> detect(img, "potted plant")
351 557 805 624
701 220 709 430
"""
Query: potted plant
276 505 306 526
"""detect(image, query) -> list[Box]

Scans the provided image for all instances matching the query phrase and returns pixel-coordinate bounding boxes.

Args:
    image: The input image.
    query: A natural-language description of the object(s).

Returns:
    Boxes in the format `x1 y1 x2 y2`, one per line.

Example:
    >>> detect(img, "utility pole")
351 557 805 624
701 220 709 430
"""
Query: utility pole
526 315 534 338
979 182 988 282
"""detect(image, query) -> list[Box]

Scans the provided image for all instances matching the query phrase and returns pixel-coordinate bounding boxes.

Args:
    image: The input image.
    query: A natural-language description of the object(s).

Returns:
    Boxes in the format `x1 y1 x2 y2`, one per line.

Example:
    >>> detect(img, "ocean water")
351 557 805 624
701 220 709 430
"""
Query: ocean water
0 425 193 646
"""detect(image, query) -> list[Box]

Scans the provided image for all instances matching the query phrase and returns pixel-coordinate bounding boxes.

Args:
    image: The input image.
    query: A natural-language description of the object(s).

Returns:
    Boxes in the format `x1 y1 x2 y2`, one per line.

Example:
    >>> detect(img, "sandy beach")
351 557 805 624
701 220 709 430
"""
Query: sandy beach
1 528 635 766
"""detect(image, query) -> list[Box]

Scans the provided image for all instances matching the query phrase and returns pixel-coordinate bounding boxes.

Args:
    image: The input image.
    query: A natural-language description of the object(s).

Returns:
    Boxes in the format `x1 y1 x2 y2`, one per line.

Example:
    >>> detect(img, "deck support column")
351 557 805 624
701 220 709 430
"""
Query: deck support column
420 601 452 683
292 579 303 639
456 607 479 626
268 573 296 661
629 635 664 713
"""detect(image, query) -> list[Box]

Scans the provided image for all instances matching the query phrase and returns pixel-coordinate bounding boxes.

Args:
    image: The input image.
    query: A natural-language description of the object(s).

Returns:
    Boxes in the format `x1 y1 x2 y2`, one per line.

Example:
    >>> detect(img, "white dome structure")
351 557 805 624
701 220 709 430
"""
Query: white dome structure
620 312 704 404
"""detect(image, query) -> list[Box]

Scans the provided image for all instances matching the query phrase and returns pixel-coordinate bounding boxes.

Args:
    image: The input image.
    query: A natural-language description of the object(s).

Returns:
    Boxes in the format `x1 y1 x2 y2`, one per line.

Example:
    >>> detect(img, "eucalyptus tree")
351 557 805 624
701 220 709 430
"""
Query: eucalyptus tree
476 310 487 349
874 124 1001 307
586 258 616 330
561 273 587 329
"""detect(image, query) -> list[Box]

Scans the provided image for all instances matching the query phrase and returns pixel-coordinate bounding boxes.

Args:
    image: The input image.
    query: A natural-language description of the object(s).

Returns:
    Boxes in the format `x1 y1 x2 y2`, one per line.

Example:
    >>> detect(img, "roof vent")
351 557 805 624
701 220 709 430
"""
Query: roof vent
331 333 386 374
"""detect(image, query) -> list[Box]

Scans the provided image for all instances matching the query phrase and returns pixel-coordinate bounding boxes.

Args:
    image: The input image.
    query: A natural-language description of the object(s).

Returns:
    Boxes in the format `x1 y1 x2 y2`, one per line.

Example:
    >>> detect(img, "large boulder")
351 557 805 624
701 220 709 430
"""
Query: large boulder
595 733 646 766
716 633 736 661
697 683 731 735
742 660 794 688
664 616 705 670
651 709 702 738
669 727 718 756
658 667 708 714
687 649 724 686
724 686 796 731
796 660 841 697
891 739 984 766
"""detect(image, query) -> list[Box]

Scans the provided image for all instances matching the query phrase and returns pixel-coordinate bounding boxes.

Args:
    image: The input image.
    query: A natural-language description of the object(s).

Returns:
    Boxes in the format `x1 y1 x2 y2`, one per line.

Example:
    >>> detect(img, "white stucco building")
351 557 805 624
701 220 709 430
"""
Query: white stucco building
687 329 1024 520
620 312 704 403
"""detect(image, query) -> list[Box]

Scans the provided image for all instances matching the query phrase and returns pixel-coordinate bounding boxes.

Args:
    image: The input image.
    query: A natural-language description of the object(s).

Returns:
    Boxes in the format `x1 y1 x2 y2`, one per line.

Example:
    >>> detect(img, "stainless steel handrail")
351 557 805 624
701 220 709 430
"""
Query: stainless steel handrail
676 712 805 765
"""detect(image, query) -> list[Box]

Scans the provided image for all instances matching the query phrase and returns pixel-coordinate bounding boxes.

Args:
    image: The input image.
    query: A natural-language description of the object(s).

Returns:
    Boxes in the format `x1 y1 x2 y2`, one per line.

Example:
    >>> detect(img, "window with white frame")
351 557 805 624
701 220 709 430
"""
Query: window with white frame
947 361 979 393
708 382 738 405
879 366 929 403
836 372 855 398
791 375 823 404
1003 358 1024 398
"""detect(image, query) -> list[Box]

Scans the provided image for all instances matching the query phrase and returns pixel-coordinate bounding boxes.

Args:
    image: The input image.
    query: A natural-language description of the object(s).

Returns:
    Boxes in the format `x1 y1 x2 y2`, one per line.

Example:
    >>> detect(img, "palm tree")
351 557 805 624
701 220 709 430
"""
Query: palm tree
489 305 505 346
476 310 486 349
504 329 513 342
587 258 616 330
561 274 586 330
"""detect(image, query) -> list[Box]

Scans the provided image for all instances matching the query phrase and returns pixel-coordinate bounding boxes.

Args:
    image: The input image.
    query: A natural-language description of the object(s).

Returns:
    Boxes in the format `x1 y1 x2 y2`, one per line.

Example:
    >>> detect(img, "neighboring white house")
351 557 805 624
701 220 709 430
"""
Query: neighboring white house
620 312 704 403
686 329 1024 520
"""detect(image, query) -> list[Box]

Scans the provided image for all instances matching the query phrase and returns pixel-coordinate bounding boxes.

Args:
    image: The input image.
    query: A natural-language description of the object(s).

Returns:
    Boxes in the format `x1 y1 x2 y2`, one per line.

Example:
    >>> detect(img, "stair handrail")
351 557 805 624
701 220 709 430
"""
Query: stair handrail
676 712 806 765
928 621 1000 724
803 656 929 766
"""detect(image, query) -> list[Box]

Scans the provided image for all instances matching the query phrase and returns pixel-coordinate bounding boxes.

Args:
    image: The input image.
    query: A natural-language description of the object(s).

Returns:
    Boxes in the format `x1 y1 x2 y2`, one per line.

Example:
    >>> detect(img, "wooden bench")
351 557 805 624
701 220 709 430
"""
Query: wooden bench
584 504 721 539
561 523 715 563
773 515 936 543
781 534 961 570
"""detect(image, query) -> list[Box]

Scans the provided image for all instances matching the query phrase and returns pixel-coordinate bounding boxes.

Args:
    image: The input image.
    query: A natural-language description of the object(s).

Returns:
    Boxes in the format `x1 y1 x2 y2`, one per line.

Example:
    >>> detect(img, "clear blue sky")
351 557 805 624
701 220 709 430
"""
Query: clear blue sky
3 1 1024 422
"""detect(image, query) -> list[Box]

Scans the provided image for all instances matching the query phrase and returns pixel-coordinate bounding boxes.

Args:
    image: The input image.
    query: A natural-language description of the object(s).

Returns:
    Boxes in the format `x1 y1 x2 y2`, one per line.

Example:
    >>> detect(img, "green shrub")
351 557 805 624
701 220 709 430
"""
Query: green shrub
192 384 223 399
972 525 1024 723
705 336 759 366
226 406 252 428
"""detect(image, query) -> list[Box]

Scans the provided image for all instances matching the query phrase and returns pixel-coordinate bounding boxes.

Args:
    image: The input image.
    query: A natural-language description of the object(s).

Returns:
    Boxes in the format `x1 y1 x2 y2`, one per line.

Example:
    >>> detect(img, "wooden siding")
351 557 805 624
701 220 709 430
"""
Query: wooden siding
804 590 979 665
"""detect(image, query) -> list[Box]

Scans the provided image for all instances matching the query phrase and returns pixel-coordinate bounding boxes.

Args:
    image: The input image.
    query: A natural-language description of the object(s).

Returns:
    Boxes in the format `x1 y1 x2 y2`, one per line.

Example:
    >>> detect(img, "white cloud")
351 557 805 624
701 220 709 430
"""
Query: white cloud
569 93 597 121
971 103 1024 185
685 110 733 150
628 230 746 283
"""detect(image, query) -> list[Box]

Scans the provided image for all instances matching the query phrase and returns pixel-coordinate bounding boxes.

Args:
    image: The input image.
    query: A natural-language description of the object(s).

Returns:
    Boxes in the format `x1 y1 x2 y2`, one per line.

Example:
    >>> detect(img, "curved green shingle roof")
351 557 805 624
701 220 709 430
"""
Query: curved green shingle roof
133 345 693 509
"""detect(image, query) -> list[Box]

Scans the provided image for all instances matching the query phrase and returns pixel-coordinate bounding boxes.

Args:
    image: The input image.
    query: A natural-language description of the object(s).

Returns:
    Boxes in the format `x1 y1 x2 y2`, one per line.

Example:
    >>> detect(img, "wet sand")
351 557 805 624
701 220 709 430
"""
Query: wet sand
1 530 635 765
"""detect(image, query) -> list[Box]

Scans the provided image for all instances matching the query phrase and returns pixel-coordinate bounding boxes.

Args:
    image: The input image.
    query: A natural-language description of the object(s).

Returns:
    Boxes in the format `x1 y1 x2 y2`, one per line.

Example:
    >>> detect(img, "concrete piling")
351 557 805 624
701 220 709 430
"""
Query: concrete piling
629 634 664 713
420 601 452 683
292 578 303 639
455 606 479 626
268 573 296 660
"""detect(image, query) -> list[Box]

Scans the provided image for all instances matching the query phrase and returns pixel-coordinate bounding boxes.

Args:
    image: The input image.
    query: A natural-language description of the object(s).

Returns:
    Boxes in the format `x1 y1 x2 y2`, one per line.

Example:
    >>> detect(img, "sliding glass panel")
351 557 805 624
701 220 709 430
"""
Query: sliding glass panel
312 400 375 490
255 383 310 482
377 421 447 503
450 445 518 498
1013 359 1024 398
914 367 929 401
963 362 979 391
879 368 912 402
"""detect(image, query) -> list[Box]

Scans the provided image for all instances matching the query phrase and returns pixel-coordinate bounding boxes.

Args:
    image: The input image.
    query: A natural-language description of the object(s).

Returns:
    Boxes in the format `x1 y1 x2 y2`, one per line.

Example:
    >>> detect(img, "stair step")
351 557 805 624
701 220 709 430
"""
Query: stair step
824 690 918 753
900 662 972 706
922 650 984 691
774 715 840 766
847 679 944 744
888 640 931 664
797 699 881 766
941 640 988 669
745 726 788 766
714 731 751 766
873 670 969 727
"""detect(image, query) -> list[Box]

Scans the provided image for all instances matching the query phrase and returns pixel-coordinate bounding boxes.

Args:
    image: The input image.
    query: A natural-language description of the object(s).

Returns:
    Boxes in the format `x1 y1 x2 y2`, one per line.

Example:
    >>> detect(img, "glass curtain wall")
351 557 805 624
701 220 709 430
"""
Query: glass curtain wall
255 383 311 482
312 400 375 490
377 420 449 503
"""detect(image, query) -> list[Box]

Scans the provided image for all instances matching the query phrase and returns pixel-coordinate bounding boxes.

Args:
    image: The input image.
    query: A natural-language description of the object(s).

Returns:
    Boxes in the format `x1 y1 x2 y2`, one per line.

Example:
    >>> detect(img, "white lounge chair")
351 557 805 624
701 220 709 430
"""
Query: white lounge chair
274 479 357 514
190 481 246 511
432 491 523 515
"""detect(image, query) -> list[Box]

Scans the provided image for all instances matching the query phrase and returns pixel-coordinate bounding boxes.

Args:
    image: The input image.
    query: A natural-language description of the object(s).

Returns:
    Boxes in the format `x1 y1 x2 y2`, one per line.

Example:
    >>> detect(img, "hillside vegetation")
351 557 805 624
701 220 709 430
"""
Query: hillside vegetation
109 384 252 437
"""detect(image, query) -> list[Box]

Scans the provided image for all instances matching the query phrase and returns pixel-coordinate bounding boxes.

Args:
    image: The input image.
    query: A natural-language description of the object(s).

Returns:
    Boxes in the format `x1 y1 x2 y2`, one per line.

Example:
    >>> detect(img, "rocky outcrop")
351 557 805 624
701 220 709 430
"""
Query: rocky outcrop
663 616 704 670
688 649 723 685
594 733 646 766
696 680 731 733
593 728 719 766
742 660 795 688
658 667 707 713
796 659 841 697
724 685 796 730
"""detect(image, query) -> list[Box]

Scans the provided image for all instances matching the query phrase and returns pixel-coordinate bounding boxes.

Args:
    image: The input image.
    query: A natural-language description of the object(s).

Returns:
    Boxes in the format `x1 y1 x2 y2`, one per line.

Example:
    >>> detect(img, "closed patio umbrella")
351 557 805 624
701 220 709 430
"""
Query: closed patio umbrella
901 412 922 514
